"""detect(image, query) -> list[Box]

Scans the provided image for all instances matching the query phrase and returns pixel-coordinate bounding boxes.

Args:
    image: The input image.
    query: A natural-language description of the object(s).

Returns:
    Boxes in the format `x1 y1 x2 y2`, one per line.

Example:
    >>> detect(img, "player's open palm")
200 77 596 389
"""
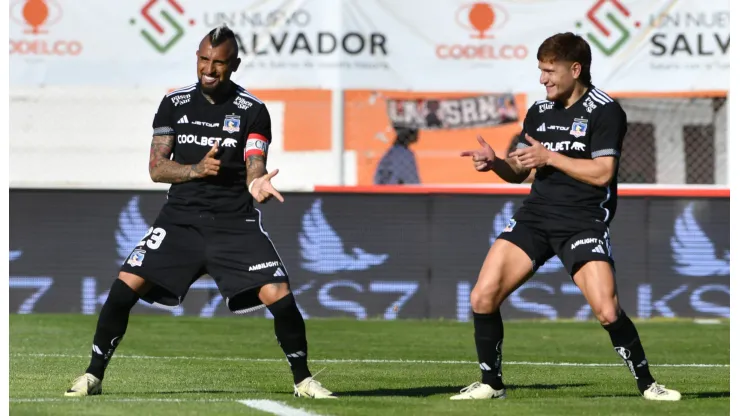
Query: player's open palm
251 169 285 203
461 135 496 172
191 142 221 178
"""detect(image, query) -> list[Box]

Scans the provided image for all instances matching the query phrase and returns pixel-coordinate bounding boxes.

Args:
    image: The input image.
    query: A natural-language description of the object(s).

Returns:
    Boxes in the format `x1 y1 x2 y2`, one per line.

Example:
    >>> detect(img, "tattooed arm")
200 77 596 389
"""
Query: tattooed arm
244 105 283 203
246 154 268 186
246 153 284 203
149 135 220 183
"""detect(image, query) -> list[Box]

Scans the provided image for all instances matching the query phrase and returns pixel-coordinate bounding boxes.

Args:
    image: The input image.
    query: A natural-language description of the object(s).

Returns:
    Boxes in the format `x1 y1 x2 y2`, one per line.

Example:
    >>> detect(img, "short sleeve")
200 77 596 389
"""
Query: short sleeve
590 103 627 159
515 124 529 149
152 96 174 136
516 105 537 150
244 104 272 159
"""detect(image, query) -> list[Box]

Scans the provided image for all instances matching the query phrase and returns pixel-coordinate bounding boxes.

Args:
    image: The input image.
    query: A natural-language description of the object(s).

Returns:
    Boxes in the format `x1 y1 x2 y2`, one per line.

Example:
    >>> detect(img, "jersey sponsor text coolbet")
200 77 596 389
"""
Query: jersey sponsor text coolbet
152 82 271 218
517 87 626 224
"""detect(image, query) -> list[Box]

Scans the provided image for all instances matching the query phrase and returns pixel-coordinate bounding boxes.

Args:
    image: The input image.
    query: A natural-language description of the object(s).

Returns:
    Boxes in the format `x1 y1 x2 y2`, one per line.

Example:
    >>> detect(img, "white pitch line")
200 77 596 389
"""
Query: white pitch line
239 399 325 416
694 319 722 325
10 353 729 368
11 398 234 403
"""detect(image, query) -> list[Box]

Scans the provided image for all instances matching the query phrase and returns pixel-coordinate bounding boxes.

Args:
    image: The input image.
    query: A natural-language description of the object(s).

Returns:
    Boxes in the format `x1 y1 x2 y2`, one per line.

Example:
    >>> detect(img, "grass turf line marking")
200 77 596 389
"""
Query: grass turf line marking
12 353 729 368
694 319 721 324
239 399 326 416
11 398 235 403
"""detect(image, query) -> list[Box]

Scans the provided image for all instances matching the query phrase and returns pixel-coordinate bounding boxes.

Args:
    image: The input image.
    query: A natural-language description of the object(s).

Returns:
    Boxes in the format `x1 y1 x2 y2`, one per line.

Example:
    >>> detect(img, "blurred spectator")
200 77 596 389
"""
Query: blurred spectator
425 100 443 128
499 96 519 123
373 124 421 185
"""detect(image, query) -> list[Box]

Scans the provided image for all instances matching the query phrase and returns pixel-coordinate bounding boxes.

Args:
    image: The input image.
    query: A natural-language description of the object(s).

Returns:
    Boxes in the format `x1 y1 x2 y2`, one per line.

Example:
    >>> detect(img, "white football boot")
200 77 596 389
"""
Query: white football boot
643 382 682 401
64 373 102 397
450 382 506 400
294 377 337 399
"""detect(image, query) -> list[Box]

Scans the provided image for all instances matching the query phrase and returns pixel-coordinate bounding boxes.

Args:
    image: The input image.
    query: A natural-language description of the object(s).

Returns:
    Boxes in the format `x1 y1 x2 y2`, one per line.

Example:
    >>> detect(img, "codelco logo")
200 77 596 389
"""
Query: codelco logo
575 0 639 56
9 0 83 56
130 0 195 54
436 2 527 60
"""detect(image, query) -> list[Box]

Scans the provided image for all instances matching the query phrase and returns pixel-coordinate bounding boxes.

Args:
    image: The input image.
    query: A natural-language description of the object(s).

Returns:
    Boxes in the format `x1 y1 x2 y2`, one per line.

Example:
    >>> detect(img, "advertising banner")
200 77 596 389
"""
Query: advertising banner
9 190 729 321
10 0 391 89
9 0 729 92
386 93 519 131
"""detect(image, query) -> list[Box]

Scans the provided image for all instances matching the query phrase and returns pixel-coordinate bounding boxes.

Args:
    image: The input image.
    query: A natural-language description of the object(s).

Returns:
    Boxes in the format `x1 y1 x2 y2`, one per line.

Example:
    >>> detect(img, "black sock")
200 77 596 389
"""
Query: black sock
268 293 311 384
473 310 505 390
85 279 140 380
603 310 655 393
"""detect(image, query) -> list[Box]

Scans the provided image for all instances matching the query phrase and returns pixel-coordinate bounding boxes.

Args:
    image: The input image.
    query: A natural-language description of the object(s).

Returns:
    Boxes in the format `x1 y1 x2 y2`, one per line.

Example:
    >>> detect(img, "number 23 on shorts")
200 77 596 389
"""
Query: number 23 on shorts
137 227 167 250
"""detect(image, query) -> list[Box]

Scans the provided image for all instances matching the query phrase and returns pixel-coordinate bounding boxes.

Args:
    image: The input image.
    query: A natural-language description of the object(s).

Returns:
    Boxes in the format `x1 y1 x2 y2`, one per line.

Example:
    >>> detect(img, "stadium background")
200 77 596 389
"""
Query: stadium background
9 0 730 320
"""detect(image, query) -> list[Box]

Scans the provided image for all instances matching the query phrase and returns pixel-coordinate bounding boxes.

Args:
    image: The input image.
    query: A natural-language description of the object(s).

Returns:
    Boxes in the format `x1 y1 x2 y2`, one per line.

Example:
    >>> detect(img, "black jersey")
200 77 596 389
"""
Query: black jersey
516 86 626 225
151 81 271 220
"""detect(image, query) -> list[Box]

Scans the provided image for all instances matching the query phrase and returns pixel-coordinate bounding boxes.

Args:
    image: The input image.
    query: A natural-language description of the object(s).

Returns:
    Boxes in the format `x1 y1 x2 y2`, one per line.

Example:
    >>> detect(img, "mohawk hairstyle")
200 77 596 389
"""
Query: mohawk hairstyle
207 23 239 59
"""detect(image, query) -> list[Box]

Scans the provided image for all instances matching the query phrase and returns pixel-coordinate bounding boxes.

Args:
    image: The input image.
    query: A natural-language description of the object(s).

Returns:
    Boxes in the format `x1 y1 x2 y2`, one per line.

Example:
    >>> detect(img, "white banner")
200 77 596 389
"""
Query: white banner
9 0 730 92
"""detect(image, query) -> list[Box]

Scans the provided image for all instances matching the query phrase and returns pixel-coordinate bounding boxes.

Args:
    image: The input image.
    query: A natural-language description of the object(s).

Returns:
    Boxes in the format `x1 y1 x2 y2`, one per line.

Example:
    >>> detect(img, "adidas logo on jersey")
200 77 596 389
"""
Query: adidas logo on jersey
584 88 613 113
537 123 546 132
592 245 606 254
177 115 189 124
274 268 286 277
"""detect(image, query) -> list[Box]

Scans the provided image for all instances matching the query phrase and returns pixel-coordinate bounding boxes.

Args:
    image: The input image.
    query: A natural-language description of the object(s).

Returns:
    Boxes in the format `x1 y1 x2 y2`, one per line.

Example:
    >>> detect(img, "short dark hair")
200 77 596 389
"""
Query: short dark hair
206 24 239 60
392 122 418 146
537 32 592 86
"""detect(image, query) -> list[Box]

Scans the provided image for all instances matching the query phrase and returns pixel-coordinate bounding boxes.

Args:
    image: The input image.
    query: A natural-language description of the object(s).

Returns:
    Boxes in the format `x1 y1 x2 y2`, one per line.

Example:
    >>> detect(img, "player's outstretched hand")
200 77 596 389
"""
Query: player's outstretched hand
250 169 285 204
460 135 496 172
191 142 221 178
508 134 550 169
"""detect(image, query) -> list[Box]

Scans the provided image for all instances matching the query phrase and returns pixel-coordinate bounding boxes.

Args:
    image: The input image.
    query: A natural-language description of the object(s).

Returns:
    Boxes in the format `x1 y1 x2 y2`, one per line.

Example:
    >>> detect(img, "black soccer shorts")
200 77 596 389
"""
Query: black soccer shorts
496 213 615 276
119 209 288 313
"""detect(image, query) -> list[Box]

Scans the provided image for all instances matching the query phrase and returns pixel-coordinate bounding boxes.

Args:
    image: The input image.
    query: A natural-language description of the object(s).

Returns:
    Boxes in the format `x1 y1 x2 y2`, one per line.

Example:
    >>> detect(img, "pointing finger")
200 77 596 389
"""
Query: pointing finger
268 188 284 203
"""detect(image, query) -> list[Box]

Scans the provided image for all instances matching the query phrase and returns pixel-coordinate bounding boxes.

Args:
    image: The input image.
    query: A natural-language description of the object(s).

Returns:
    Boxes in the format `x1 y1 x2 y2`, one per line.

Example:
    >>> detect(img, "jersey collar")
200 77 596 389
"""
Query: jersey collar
194 80 237 105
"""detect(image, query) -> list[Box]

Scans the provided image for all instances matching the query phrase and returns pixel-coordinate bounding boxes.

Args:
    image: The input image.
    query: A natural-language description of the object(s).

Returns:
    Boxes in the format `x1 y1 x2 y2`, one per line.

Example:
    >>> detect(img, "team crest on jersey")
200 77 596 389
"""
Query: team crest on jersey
127 249 146 267
570 118 588 138
223 114 241 134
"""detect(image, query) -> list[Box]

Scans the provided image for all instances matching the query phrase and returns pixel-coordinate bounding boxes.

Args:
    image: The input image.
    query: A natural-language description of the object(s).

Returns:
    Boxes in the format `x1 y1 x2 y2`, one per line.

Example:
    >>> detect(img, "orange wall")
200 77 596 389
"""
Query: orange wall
251 89 332 151
344 90 528 185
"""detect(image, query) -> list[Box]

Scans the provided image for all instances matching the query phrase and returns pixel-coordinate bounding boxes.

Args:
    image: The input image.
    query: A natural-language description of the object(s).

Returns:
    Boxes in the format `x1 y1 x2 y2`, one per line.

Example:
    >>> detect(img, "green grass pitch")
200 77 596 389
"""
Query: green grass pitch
10 314 729 415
